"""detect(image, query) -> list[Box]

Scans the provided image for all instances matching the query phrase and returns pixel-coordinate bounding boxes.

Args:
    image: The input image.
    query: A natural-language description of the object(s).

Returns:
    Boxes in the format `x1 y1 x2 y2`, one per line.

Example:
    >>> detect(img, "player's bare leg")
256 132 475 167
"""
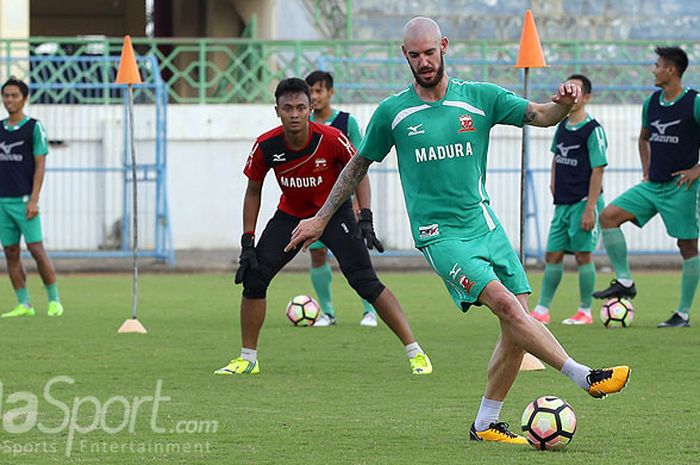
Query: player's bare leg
0 244 37 318
215 297 265 375
3 244 26 290
240 297 266 350
372 288 432 374
480 281 569 369
27 241 56 286
371 288 415 345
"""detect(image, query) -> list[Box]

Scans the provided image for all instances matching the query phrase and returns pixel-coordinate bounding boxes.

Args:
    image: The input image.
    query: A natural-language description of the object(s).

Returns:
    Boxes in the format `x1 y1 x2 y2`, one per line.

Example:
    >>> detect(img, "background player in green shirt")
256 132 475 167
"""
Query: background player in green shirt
530 74 607 326
593 46 700 327
304 71 379 327
0 78 63 318
287 17 630 445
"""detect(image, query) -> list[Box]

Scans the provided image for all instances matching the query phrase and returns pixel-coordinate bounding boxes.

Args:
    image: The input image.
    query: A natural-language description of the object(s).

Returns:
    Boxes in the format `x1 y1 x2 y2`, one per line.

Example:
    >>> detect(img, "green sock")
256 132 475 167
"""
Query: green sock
578 262 596 309
310 263 334 317
538 262 563 308
46 283 60 302
361 299 375 314
678 256 700 315
602 228 632 280
15 287 30 306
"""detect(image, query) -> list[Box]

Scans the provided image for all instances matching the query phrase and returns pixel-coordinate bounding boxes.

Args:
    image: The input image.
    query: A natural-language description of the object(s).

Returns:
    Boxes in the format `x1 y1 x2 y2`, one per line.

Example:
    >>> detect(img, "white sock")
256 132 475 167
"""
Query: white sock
240 347 257 363
578 307 591 316
404 342 424 359
560 357 591 390
534 304 549 315
676 311 689 321
474 397 503 431
617 278 634 287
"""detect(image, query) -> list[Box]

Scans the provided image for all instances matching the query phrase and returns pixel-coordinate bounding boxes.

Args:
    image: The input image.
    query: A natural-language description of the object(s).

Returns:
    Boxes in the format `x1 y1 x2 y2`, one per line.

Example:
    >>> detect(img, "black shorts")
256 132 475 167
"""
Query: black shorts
242 203 385 302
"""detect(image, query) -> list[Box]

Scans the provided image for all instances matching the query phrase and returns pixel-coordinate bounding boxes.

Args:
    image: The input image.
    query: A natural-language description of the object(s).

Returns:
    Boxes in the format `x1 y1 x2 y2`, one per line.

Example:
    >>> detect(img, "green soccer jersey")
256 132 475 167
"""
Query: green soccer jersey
359 78 529 247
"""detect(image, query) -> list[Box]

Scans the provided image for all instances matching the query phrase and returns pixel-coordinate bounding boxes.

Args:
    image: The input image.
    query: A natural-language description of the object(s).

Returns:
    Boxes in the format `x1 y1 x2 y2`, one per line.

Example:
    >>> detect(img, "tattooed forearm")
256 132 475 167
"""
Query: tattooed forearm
317 156 372 220
523 102 572 127
522 102 537 125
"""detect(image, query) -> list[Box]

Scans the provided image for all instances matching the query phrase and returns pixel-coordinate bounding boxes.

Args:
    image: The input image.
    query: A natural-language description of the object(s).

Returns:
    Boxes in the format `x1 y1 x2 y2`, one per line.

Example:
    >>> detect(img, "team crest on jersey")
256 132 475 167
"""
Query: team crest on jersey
457 275 476 293
313 158 328 172
457 114 476 133
419 224 440 239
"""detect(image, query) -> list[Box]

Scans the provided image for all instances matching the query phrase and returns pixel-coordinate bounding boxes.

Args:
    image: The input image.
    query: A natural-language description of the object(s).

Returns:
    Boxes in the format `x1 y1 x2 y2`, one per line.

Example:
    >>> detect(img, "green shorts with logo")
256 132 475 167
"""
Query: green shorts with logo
308 240 326 251
546 197 604 253
611 179 699 240
419 226 531 312
0 197 44 246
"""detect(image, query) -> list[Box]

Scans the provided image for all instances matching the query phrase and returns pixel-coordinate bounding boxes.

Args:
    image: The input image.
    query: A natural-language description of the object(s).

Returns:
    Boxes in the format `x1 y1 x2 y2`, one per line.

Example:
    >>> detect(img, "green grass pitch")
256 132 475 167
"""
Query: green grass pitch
0 271 699 464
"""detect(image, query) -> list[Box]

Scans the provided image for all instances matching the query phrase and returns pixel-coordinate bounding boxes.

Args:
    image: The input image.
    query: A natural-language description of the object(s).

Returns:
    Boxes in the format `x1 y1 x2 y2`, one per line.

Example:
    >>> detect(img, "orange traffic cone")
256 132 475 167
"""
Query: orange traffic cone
115 35 142 84
515 10 547 69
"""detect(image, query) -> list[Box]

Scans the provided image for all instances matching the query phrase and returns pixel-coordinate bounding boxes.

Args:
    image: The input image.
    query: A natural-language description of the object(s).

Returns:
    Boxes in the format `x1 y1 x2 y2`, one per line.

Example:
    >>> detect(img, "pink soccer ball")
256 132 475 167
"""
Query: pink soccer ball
286 295 321 326
521 396 577 451
600 297 634 328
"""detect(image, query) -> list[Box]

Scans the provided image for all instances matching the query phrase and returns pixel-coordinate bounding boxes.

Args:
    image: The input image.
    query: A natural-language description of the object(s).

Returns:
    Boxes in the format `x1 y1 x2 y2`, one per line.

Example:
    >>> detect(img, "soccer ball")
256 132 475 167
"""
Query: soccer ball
521 396 577 451
600 297 634 328
286 295 321 326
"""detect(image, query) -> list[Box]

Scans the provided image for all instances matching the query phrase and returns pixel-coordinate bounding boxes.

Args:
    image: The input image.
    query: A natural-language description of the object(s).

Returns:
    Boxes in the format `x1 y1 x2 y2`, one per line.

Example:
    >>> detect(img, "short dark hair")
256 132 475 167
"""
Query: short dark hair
275 78 311 104
655 46 688 77
1 77 29 98
567 74 592 95
305 70 334 89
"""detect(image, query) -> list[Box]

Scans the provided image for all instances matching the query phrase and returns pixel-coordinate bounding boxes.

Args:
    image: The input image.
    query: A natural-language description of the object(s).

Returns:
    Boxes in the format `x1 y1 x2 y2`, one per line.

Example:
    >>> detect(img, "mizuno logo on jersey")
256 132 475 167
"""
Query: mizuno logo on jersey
650 119 681 134
314 158 328 171
556 143 580 158
279 176 323 188
649 119 681 143
0 140 24 161
272 153 286 162
407 123 425 136
419 224 439 238
415 142 473 163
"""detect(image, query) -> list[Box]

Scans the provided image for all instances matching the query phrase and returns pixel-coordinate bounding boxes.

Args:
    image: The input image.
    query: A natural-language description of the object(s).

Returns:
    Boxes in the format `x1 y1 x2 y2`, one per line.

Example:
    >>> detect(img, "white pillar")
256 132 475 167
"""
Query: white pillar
0 0 30 80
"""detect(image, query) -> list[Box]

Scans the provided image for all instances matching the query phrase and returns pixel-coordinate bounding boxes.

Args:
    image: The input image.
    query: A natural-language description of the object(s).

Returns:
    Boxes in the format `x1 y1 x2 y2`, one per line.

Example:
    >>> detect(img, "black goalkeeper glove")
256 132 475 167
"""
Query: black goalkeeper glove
234 232 259 284
355 208 384 253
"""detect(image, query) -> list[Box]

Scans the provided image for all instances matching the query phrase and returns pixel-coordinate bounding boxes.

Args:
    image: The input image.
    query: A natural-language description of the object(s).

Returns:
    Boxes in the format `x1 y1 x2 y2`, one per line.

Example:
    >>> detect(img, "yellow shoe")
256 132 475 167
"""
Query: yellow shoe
1 304 36 318
469 422 529 444
48 301 64 317
587 365 631 398
409 353 432 375
214 357 259 375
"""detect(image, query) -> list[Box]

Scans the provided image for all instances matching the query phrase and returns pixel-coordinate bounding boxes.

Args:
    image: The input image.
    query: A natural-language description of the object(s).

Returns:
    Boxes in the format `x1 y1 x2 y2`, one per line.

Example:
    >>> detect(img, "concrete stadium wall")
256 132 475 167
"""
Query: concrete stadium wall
28 102 682 254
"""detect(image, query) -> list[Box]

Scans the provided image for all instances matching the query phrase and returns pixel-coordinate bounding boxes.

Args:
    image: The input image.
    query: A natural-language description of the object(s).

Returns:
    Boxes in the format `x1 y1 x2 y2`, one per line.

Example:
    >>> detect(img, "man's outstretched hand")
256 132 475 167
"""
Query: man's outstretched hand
285 216 326 253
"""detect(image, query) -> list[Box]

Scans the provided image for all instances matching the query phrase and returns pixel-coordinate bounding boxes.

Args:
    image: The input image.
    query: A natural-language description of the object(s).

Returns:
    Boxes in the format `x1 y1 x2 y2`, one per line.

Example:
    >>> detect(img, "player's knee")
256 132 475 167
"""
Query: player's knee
310 248 327 267
677 239 698 259
27 242 45 260
574 252 591 265
599 207 621 228
242 271 269 299
491 295 526 324
3 245 20 262
345 268 384 303
545 252 564 264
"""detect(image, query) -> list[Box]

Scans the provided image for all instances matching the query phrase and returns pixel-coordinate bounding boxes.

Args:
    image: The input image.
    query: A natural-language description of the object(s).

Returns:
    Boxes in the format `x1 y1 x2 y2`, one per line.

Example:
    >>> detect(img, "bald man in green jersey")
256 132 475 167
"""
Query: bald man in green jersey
287 17 630 445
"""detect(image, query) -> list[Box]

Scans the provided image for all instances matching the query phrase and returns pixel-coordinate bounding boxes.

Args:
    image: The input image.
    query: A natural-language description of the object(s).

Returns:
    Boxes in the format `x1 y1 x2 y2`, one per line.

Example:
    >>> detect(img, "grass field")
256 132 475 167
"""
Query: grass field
1 270 699 465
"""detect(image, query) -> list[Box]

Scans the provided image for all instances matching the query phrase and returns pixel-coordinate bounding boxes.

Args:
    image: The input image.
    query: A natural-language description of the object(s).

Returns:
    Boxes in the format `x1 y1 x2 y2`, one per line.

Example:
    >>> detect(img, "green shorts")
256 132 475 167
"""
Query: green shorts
420 226 531 312
546 197 604 253
611 179 699 240
308 240 326 251
0 197 44 246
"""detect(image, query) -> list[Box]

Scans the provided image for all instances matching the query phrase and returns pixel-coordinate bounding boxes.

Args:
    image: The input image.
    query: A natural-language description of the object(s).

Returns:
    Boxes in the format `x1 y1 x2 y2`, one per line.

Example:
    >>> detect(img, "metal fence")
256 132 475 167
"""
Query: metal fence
1 37 697 104
1 54 174 265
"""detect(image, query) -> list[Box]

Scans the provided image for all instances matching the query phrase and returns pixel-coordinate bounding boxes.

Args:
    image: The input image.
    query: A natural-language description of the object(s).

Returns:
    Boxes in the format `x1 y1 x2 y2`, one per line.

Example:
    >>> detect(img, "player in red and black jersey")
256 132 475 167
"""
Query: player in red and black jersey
214 78 432 376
